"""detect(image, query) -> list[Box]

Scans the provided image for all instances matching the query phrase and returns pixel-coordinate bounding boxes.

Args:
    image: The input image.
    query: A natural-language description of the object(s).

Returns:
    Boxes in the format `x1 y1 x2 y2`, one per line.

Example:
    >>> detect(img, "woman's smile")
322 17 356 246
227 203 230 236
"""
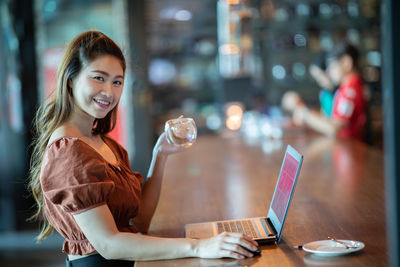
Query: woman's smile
93 97 112 109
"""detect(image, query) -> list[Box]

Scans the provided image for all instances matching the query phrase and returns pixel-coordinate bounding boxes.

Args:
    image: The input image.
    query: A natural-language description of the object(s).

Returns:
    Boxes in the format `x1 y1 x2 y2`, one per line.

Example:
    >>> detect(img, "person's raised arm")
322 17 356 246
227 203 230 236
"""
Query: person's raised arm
73 204 259 261
282 91 346 137
131 132 181 233
293 106 346 137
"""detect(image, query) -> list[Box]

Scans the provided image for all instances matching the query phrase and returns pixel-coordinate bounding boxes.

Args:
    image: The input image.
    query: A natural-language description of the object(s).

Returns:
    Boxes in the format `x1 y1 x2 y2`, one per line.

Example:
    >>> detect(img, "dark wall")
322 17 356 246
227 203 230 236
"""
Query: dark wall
0 0 39 231
382 0 400 266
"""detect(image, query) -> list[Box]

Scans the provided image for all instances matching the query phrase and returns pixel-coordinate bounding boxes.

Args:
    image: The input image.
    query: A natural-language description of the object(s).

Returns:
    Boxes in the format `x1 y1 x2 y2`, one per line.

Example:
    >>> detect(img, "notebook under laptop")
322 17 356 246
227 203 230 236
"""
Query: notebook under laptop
184 145 303 245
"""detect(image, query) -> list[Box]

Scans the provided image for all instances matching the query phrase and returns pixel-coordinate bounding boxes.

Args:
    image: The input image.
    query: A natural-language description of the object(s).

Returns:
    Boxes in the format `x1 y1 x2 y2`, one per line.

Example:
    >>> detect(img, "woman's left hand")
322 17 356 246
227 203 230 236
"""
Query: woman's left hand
153 132 188 156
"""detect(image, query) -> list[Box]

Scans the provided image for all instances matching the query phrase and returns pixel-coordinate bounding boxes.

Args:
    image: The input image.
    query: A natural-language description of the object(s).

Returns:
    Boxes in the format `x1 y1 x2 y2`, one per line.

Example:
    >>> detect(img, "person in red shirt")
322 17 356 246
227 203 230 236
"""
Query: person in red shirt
282 43 367 141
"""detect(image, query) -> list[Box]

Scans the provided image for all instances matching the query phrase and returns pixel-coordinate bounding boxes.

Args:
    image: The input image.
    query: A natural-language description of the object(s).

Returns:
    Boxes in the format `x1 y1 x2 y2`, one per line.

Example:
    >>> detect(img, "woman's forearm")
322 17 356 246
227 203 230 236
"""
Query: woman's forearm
146 146 166 180
133 150 167 232
74 205 198 261
104 233 197 261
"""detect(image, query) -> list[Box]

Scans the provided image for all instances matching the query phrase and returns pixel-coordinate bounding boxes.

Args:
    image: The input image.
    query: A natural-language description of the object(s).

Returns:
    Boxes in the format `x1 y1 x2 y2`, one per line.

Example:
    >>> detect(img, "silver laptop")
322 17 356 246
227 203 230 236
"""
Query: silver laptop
184 145 303 245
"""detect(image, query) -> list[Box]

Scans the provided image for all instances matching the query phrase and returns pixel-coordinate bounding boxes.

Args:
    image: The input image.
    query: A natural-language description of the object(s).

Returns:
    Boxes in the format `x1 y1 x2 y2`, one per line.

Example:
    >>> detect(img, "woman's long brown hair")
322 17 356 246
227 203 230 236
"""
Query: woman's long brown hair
28 30 126 241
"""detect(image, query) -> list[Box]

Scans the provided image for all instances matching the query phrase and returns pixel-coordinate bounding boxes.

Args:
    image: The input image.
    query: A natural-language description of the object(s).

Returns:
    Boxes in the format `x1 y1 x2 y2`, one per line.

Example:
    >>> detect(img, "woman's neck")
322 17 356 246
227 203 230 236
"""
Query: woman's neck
67 111 95 138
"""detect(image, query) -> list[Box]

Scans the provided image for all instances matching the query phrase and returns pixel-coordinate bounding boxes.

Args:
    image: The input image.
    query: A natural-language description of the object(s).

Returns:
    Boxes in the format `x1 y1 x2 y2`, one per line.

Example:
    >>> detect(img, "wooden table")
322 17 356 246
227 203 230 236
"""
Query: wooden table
136 131 387 267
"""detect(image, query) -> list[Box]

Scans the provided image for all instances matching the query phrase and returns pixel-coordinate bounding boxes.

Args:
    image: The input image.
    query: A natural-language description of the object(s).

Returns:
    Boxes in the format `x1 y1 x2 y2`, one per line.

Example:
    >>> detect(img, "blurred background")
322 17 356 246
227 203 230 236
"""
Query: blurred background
0 0 383 266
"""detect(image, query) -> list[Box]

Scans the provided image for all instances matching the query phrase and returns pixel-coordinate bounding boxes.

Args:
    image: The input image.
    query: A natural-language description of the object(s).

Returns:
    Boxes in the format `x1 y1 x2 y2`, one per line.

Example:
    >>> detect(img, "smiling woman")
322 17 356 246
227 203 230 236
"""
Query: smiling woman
28 30 127 241
27 30 259 266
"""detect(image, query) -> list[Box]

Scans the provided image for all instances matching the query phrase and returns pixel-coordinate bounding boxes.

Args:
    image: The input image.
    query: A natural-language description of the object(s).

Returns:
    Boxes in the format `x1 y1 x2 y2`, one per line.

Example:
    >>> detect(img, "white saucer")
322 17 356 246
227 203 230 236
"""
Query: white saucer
302 240 365 256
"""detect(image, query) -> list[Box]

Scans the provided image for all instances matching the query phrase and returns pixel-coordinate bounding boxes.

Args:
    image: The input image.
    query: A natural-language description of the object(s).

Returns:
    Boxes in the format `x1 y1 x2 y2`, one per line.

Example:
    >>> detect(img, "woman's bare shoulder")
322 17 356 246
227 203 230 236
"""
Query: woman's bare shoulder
48 125 81 145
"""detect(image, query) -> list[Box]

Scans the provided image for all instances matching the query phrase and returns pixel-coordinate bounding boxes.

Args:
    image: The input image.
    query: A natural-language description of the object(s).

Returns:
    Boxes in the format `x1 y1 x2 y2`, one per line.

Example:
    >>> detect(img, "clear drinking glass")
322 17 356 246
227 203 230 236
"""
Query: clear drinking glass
164 116 197 148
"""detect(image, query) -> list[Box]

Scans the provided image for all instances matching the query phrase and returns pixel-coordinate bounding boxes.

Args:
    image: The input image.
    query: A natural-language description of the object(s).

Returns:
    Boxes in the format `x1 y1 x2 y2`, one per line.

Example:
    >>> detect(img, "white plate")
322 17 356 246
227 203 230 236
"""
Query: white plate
302 240 365 256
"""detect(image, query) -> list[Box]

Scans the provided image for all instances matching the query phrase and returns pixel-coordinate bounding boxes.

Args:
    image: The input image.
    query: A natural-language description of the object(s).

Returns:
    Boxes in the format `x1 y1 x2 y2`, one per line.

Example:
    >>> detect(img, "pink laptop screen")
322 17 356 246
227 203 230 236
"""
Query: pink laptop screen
271 153 300 223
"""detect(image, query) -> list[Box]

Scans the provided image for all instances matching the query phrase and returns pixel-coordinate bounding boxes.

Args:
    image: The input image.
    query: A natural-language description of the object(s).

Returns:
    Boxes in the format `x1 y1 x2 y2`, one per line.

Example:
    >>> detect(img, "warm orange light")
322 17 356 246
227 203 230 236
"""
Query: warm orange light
225 103 244 130
226 104 243 117
222 0 240 5
226 116 242 130
220 44 240 55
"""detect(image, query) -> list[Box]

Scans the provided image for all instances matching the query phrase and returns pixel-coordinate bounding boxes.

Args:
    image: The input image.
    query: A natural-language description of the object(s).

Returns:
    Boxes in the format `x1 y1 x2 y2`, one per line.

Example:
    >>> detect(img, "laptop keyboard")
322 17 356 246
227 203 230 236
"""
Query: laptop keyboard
217 220 259 238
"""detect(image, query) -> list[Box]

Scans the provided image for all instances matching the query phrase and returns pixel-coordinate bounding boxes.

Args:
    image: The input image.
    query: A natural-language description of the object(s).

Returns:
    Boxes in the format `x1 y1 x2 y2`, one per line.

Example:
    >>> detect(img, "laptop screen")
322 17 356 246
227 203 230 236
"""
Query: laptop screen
267 145 303 241
271 153 301 223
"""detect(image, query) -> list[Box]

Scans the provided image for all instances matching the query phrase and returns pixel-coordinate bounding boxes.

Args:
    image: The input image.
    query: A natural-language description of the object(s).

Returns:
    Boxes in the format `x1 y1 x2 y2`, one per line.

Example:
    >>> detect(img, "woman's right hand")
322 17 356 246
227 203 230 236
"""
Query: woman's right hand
193 232 259 259
152 132 186 157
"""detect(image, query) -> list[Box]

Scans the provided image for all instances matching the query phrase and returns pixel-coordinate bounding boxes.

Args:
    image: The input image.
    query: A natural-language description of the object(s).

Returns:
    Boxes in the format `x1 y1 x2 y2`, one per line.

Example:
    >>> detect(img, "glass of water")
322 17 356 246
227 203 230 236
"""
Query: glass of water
164 116 197 148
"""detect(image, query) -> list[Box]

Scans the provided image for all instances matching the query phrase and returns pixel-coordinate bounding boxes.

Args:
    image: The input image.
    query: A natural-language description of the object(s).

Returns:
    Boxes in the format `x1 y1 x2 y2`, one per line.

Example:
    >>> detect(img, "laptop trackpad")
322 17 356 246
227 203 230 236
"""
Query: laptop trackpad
185 222 215 239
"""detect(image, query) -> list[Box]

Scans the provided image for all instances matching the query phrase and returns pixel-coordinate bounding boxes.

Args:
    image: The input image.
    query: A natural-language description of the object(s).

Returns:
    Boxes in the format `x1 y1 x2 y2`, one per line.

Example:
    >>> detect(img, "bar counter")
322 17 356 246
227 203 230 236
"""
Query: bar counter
136 131 387 267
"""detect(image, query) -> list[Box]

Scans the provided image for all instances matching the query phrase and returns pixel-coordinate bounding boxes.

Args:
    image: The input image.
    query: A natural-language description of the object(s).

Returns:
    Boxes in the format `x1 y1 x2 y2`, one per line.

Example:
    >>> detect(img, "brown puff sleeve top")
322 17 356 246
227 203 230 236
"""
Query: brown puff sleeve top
40 135 143 255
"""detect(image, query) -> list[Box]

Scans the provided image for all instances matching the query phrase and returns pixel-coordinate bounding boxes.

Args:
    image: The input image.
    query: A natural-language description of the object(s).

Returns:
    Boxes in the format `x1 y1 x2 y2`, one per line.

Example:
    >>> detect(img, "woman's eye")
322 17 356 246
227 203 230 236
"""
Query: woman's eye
93 76 104 81
113 80 122 86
